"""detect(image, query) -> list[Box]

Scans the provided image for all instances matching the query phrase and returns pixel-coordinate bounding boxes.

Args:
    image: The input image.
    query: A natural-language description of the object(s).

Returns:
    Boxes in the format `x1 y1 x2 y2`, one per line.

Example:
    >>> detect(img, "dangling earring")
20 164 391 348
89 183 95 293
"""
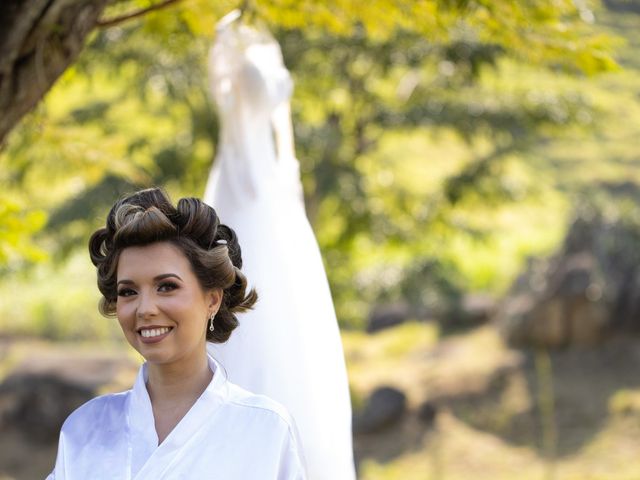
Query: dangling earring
209 312 215 332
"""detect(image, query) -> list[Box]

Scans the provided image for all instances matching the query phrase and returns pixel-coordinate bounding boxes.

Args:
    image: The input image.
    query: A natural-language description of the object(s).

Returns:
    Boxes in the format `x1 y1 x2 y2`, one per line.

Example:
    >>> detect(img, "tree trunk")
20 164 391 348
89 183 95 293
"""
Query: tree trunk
0 0 109 145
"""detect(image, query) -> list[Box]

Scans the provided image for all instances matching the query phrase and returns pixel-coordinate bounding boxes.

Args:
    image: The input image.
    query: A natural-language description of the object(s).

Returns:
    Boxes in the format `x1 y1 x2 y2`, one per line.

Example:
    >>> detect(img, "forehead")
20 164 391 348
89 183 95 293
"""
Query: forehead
117 242 192 279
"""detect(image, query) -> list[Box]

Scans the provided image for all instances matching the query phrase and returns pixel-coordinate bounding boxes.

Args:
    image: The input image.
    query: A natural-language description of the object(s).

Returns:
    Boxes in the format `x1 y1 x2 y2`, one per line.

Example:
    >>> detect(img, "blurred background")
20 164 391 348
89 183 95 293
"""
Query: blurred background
1 0 640 478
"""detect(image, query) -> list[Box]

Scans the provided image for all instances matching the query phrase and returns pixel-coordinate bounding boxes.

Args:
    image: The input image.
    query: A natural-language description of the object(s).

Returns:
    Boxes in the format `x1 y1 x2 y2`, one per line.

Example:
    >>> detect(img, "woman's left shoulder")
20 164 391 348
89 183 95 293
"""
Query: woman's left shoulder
221 383 307 471
224 382 295 428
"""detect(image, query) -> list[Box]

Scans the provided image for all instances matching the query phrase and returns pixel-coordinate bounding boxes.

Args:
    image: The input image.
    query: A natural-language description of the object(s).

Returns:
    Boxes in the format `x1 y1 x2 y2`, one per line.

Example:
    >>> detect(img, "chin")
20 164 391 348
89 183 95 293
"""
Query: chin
137 348 175 365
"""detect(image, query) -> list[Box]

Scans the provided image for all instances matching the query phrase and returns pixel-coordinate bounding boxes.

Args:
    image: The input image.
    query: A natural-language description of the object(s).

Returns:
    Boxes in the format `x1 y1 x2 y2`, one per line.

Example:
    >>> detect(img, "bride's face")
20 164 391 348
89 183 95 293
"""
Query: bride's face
115 242 221 367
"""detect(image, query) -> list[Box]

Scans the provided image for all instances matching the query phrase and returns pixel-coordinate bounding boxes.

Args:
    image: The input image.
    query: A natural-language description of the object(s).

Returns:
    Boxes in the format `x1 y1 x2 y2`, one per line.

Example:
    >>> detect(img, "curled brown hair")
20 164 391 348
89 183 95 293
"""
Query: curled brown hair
88 187 257 343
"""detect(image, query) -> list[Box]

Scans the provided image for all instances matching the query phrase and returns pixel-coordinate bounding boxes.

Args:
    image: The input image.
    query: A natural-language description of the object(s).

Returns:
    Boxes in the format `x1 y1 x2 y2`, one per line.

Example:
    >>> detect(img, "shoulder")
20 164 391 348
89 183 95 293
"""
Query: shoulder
51 390 133 478
219 380 303 448
224 382 296 430
227 382 293 425
220 382 307 470
61 390 130 433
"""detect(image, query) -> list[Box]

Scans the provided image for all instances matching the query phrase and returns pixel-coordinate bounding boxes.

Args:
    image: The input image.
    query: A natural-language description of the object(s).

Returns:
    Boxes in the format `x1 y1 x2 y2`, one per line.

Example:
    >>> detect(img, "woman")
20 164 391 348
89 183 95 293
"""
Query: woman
47 188 307 480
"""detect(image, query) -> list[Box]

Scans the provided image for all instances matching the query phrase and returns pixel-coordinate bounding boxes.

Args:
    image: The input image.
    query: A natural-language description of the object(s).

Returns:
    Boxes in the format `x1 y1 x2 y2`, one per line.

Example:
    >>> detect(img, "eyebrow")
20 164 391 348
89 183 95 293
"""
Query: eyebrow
117 273 183 286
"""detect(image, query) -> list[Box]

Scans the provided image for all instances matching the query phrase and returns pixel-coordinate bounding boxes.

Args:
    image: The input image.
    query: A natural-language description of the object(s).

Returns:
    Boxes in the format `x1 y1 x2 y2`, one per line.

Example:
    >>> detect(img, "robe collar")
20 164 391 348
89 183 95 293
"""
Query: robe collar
126 350 228 478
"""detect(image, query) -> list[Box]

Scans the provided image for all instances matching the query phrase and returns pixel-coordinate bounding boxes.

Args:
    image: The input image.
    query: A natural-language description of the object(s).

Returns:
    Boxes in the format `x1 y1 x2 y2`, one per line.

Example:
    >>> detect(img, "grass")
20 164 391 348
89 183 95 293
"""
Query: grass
350 323 640 480
0 251 122 341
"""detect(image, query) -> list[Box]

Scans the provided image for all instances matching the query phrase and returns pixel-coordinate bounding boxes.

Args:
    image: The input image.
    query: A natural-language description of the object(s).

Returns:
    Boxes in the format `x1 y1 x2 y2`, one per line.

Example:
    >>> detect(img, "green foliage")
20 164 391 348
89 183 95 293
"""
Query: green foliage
0 0 632 334
256 0 618 75
0 196 47 271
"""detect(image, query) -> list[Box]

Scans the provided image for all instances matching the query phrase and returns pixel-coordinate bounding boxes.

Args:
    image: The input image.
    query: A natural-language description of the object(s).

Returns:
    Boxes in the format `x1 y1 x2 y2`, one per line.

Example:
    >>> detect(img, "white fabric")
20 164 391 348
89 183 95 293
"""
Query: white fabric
47 352 306 480
204 17 356 480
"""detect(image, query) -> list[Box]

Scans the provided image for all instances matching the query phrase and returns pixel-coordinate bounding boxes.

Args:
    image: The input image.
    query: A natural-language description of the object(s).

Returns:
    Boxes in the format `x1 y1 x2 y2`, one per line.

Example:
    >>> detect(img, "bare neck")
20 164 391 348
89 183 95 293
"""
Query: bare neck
145 349 212 406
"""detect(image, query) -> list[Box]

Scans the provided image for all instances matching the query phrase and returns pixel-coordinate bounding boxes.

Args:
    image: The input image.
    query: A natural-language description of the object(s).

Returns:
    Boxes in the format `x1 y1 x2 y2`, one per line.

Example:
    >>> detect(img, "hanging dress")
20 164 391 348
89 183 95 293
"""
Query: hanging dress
203 15 356 480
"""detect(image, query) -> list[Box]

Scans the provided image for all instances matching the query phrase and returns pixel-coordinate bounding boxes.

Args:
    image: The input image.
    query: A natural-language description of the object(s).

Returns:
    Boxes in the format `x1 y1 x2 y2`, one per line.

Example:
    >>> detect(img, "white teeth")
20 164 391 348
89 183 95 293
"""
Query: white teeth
140 327 170 338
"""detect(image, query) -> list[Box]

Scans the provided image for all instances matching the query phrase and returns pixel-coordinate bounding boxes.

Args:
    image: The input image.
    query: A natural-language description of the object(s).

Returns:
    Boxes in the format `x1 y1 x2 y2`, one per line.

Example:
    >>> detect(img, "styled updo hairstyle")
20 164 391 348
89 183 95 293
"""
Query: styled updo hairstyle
88 187 257 343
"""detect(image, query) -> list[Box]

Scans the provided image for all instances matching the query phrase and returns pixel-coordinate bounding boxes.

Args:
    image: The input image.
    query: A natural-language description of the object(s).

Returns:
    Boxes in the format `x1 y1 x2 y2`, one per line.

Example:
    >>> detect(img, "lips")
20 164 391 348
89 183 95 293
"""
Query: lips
137 326 174 344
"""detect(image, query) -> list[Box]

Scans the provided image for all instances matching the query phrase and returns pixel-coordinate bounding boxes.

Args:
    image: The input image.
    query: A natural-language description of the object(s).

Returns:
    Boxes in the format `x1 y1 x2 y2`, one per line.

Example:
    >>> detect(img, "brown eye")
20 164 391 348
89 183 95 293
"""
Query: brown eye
158 282 178 293
117 288 136 297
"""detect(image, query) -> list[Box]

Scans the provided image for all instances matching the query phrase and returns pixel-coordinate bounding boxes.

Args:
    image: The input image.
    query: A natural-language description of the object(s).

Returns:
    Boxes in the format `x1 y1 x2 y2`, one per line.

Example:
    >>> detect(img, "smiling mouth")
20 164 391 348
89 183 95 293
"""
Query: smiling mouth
138 327 173 338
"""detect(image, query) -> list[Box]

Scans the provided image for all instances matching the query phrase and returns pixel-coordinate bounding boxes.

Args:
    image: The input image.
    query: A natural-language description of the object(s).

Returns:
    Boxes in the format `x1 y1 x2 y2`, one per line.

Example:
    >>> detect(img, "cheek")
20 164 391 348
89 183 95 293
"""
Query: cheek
116 301 135 326
166 292 204 315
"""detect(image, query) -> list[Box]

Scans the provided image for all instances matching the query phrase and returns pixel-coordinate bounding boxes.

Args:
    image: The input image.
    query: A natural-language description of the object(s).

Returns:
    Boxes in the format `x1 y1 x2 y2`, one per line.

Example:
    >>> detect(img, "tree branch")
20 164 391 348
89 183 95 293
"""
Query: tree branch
96 0 183 28
0 0 111 145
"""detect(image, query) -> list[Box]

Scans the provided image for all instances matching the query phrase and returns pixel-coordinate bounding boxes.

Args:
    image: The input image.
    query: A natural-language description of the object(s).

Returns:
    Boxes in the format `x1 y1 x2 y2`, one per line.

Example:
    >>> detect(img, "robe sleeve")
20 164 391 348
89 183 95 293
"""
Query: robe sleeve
276 422 307 480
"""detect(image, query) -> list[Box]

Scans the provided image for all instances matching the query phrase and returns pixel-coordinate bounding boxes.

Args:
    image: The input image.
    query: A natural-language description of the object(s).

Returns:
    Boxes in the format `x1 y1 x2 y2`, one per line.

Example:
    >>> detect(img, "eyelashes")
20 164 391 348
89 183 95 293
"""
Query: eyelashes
116 282 179 297
158 281 179 292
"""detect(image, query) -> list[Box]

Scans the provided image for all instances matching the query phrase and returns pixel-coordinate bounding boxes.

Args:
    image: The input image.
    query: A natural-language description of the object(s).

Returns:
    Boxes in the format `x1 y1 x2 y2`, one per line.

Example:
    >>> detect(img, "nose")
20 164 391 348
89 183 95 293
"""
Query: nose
136 291 159 319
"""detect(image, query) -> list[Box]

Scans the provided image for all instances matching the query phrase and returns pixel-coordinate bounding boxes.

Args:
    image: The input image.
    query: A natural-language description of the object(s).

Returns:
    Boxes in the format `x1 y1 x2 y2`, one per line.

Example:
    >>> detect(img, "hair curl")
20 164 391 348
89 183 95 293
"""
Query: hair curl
88 187 257 343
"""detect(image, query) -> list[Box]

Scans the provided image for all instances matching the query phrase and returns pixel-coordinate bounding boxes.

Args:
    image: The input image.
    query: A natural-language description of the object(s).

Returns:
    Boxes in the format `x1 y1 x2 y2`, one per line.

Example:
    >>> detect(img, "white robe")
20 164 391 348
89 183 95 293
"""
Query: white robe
47 351 306 479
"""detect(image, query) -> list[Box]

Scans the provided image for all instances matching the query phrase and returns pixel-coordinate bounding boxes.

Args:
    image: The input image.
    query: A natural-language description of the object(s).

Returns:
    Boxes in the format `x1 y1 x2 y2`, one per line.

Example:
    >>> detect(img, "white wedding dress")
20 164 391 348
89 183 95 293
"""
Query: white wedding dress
204 13 356 480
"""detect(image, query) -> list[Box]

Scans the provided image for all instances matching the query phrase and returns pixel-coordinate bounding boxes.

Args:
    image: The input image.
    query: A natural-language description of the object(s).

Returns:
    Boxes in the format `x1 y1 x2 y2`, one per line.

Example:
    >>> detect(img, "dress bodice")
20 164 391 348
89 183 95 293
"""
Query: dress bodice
206 21 300 203
209 23 292 119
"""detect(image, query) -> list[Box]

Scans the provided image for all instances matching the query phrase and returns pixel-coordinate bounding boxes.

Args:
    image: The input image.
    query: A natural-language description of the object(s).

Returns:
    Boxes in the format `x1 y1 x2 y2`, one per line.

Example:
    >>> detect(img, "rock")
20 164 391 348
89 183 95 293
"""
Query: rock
439 294 496 328
0 373 94 444
353 386 407 434
0 347 138 444
366 303 412 333
459 294 496 325
417 400 437 427
497 208 640 348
